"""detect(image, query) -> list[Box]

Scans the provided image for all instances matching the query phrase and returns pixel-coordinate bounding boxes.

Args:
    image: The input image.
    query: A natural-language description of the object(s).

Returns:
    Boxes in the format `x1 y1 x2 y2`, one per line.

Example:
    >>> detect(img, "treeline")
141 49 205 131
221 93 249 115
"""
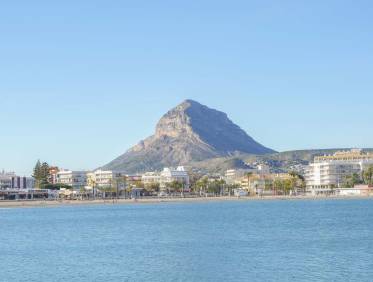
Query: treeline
344 166 373 188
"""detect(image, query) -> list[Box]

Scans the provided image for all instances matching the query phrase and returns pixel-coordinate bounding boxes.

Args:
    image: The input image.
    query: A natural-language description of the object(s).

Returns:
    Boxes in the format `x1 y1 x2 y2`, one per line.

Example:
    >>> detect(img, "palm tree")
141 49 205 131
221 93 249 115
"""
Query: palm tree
246 172 253 189
169 180 183 194
289 171 306 194
363 166 373 186
196 177 209 197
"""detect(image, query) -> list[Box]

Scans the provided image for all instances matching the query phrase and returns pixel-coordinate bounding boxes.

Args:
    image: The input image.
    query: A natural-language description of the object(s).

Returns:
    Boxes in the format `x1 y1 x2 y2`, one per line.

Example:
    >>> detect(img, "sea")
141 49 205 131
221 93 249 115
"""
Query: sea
1 199 373 282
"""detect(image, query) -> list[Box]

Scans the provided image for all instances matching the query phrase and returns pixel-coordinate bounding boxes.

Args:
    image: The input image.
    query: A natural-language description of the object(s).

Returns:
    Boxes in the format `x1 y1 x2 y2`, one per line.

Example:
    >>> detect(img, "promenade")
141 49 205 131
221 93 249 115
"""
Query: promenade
1 195 372 208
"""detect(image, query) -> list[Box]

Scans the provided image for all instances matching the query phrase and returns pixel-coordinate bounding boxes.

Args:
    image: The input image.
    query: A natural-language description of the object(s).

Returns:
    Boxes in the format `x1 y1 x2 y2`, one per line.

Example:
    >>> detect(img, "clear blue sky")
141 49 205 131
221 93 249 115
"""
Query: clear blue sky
1 0 372 175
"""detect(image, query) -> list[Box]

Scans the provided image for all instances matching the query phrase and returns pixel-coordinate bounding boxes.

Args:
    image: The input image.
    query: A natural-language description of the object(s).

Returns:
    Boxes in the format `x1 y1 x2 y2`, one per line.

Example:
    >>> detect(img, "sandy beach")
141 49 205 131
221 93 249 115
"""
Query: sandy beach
0 195 372 208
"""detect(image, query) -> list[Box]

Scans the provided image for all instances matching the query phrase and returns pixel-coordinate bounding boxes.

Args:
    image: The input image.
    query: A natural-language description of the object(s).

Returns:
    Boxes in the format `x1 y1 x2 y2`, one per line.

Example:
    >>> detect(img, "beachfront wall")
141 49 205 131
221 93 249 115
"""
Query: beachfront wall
307 186 373 197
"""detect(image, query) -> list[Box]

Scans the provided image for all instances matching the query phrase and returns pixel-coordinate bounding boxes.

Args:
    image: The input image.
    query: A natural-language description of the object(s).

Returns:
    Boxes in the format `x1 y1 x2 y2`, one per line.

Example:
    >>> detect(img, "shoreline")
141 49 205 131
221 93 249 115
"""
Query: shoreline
1 195 372 208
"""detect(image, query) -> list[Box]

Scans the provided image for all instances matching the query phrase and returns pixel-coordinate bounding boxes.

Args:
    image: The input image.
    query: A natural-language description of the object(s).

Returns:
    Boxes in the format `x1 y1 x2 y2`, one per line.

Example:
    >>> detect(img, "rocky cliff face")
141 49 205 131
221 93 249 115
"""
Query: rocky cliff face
102 100 275 172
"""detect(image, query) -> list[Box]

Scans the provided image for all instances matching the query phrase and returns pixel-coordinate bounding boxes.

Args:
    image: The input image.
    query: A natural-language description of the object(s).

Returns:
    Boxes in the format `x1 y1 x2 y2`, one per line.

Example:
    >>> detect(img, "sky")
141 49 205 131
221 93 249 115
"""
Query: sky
1 0 372 175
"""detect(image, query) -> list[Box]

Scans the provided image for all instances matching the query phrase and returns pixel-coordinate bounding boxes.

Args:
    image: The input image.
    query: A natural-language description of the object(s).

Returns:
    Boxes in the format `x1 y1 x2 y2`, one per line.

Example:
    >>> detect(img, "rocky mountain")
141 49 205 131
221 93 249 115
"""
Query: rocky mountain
102 100 275 173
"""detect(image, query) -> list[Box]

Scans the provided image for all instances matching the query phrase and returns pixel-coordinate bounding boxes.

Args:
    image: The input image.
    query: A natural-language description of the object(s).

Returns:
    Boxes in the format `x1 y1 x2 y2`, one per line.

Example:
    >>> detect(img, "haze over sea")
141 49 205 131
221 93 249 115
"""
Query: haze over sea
1 199 373 282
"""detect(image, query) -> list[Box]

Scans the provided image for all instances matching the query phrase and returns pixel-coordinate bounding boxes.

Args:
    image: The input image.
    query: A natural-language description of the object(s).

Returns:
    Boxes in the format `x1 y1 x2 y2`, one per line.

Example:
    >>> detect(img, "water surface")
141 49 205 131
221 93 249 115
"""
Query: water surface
1 199 373 281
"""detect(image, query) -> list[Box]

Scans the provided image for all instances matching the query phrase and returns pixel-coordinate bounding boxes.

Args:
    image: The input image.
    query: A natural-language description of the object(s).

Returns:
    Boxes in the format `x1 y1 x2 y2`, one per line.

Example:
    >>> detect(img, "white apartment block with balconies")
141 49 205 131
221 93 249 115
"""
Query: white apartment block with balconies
142 172 161 186
160 166 190 189
56 170 87 190
306 149 373 189
87 169 127 188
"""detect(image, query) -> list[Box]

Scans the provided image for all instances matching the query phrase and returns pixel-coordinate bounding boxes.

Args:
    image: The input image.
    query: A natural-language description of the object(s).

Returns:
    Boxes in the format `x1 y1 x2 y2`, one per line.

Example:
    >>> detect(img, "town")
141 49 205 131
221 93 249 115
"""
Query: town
1 149 372 202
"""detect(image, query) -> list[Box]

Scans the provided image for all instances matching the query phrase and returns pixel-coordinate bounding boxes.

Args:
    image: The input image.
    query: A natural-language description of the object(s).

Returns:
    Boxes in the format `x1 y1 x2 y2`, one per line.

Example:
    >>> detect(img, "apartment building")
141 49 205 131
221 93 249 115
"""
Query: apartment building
306 149 373 189
56 170 87 190
160 166 190 189
0 171 15 189
142 172 161 186
0 171 34 189
87 169 127 189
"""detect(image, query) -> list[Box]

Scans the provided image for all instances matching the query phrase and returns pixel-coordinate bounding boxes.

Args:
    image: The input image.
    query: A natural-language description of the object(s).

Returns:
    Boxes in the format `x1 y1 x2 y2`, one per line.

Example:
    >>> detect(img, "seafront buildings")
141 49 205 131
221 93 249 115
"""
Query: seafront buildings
56 170 88 190
142 172 161 186
142 166 190 190
224 165 278 193
2 149 373 200
53 167 190 192
87 169 127 189
0 170 34 189
160 166 190 189
306 149 373 189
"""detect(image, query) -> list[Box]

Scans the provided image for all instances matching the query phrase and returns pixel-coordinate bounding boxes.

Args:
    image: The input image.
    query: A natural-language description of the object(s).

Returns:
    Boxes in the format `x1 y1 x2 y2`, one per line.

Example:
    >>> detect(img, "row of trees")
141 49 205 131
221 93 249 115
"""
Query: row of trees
192 177 228 195
344 166 373 188
246 171 306 195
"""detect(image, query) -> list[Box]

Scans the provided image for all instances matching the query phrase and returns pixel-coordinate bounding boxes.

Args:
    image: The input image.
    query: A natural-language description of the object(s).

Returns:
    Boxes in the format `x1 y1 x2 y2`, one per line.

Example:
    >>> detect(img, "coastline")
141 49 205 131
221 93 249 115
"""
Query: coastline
1 195 372 209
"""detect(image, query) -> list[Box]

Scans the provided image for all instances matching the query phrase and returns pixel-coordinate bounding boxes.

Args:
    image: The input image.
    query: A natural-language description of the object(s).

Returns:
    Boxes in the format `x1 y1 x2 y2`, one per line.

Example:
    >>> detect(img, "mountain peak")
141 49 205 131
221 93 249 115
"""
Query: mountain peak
181 99 201 106
102 100 275 173
170 99 203 113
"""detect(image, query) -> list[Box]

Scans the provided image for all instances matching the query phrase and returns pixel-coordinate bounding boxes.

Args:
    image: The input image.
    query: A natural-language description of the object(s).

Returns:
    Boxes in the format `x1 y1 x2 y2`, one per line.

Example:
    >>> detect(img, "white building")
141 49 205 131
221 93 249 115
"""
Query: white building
0 171 34 189
0 171 15 189
225 165 270 186
306 149 373 189
87 169 127 189
225 169 252 185
56 170 87 190
142 172 161 186
160 166 190 190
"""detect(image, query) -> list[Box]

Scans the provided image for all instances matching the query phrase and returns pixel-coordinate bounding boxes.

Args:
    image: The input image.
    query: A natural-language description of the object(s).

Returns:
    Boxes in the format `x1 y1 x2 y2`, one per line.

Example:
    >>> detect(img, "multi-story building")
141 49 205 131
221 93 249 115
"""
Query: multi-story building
225 169 253 185
0 171 34 189
11 176 35 189
87 169 127 189
0 171 15 189
306 149 373 189
225 165 270 187
56 170 87 190
142 172 161 187
160 166 190 189
48 167 59 184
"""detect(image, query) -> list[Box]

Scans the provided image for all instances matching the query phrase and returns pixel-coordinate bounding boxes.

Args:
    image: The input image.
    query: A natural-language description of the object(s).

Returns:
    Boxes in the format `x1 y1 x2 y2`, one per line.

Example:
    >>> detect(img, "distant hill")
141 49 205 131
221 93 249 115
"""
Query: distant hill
248 148 373 162
190 148 373 174
102 100 275 173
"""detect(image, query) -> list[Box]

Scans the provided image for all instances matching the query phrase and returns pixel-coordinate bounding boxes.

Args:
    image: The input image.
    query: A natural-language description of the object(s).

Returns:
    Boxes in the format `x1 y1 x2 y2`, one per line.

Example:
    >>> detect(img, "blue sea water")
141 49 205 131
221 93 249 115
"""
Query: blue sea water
1 199 373 282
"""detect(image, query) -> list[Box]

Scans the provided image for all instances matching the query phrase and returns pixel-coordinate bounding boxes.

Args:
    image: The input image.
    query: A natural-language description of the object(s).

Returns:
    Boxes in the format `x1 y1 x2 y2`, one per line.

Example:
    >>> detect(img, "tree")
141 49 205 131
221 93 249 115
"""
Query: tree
283 179 293 195
44 183 72 190
289 171 306 193
112 176 128 198
207 180 225 195
273 179 283 195
344 173 362 188
195 177 209 196
32 160 42 188
40 162 50 188
363 166 373 186
32 160 50 189
246 172 253 189
169 180 183 193
148 183 160 192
